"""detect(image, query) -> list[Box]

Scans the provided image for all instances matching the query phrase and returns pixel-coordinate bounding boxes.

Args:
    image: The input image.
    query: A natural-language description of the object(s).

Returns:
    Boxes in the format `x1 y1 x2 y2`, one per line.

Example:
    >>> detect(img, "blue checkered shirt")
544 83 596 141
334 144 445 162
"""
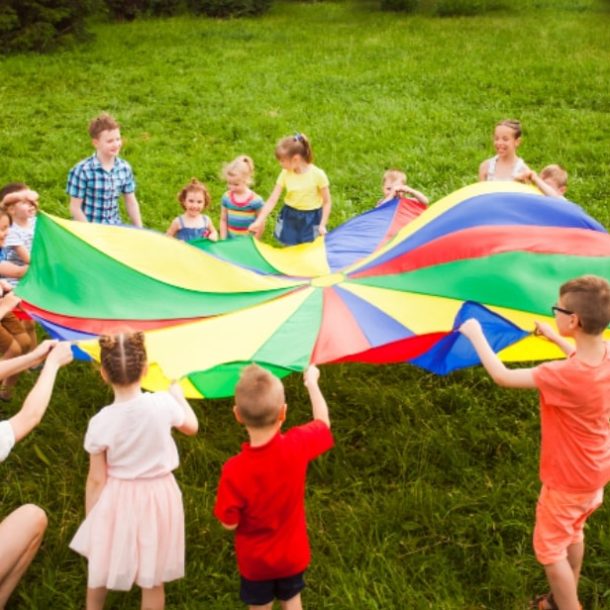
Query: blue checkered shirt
66 154 136 224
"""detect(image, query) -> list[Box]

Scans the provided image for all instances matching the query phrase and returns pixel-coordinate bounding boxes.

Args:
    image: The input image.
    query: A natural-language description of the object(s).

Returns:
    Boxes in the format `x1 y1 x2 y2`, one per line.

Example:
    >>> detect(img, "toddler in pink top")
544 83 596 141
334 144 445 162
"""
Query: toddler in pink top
460 275 610 610
69 332 199 610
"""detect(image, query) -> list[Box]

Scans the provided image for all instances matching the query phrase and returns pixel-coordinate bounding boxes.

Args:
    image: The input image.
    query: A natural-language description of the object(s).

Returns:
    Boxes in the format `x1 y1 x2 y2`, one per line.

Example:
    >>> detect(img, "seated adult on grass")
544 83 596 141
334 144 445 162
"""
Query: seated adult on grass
0 341 73 609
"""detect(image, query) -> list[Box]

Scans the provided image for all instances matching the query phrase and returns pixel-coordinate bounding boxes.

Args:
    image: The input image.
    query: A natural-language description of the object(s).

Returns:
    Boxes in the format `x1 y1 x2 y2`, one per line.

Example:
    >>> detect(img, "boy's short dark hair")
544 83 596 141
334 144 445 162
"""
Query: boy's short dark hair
235 364 285 428
0 182 29 202
1 189 39 212
89 113 120 139
560 275 610 335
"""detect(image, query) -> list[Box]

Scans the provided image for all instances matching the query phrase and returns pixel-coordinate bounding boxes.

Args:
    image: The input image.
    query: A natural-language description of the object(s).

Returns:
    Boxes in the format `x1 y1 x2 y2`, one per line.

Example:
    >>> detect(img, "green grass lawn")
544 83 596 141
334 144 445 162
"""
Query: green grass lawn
1 1 610 608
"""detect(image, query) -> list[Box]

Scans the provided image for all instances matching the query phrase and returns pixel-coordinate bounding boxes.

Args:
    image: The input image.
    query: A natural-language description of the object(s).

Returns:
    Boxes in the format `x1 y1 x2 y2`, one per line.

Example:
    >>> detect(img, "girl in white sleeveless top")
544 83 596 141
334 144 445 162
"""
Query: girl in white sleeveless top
479 119 529 181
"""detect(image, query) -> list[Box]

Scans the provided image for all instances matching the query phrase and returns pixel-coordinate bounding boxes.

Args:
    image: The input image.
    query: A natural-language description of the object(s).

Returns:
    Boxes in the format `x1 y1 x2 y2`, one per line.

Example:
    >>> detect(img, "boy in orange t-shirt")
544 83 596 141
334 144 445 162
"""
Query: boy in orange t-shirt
460 275 610 610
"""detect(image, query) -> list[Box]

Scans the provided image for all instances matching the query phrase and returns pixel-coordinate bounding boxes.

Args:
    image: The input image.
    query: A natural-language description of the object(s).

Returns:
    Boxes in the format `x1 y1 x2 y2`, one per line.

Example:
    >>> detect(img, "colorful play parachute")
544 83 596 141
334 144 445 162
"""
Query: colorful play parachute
17 182 610 398
20 195 425 327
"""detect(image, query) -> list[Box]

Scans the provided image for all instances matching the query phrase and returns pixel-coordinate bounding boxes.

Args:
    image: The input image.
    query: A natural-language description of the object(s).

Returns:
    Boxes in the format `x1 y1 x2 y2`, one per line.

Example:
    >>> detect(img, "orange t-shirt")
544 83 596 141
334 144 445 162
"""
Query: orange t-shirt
533 346 610 493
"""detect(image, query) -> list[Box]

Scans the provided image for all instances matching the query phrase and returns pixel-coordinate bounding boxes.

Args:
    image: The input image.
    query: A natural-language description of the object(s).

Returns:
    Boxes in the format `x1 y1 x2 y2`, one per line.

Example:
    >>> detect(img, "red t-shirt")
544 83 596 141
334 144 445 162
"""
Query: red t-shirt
214 420 333 580
533 346 610 493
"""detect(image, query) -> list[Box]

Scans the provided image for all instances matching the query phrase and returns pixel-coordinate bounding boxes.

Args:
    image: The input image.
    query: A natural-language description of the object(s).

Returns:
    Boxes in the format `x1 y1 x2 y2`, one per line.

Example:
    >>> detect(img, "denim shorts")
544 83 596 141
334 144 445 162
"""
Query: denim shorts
274 205 322 245
240 570 306 605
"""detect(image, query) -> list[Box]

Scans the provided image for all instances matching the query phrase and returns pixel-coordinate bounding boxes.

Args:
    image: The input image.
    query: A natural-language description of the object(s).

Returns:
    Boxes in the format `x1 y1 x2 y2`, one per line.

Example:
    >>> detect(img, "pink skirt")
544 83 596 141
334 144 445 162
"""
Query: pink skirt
70 473 185 590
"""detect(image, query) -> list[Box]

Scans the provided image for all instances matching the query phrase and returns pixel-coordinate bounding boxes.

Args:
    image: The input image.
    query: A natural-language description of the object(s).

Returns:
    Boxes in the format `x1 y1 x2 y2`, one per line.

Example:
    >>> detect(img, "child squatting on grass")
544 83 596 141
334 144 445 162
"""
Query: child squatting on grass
248 133 332 245
460 275 610 610
0 201 34 402
67 113 142 227
69 332 198 610
166 178 218 243
0 187 41 385
0 280 32 403
214 364 333 610
479 119 530 182
0 340 73 609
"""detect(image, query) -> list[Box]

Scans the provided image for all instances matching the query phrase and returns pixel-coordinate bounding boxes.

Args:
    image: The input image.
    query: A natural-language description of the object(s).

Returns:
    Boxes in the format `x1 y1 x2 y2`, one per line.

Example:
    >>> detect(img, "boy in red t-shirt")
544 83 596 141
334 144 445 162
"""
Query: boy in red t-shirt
214 364 333 609
460 275 610 610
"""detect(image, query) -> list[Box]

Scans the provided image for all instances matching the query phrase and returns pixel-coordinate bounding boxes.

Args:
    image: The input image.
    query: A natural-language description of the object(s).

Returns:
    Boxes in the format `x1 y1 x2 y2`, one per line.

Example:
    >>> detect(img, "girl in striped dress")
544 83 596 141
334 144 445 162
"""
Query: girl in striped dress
219 156 264 239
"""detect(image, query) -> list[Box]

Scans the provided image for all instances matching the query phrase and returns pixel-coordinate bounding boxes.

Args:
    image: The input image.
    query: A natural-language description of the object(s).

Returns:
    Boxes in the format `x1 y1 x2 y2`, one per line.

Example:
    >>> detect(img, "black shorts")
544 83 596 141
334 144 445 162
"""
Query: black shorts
240 571 306 606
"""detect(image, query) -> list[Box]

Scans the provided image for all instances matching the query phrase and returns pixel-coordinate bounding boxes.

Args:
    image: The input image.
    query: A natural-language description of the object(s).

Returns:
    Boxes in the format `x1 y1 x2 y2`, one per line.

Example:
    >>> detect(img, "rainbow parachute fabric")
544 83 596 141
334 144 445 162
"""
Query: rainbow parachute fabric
17 182 610 398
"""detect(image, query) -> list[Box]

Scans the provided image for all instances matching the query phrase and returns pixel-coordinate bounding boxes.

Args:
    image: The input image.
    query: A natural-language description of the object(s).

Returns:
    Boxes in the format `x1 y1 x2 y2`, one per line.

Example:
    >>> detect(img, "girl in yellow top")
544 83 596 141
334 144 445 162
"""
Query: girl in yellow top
249 133 331 245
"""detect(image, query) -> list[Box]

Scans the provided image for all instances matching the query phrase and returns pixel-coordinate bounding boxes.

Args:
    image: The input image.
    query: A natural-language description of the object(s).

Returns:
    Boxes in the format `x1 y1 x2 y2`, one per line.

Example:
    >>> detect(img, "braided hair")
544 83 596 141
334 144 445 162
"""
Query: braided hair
495 119 522 139
99 332 147 386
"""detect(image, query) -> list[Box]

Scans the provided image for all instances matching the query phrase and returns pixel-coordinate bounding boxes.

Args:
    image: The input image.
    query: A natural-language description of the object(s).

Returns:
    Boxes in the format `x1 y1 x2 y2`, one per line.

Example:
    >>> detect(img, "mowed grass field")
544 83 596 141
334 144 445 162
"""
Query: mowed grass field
1 1 610 608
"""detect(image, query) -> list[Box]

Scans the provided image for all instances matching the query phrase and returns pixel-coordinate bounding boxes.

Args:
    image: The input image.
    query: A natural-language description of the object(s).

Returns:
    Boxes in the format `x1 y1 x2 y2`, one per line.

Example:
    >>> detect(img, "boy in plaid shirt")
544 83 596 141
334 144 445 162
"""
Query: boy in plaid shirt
67 113 142 226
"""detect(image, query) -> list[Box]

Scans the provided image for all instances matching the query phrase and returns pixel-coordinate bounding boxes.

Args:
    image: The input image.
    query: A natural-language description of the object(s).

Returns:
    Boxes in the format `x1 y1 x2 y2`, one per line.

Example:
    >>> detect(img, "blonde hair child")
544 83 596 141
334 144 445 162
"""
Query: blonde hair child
166 178 218 243
479 119 530 182
0 188 39 272
0 207 31 394
69 332 198 610
0 208 31 398
248 133 332 245
1 187 40 366
378 169 429 207
214 364 333 609
220 156 264 240
518 164 568 198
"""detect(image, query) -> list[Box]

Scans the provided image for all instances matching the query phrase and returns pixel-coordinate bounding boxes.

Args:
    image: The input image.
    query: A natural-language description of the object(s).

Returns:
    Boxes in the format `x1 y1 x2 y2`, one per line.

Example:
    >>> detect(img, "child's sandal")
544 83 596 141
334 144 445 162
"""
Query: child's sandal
529 593 582 610
529 593 558 610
